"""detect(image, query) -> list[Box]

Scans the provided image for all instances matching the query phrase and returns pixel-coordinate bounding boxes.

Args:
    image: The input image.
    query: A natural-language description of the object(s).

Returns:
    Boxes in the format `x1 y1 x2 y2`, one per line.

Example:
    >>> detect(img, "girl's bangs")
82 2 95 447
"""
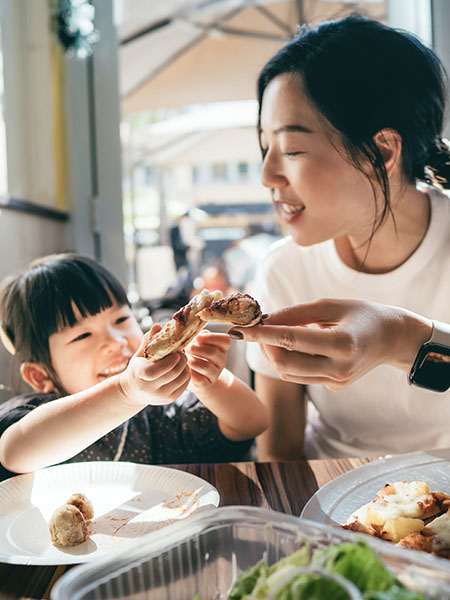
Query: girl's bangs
30 260 129 340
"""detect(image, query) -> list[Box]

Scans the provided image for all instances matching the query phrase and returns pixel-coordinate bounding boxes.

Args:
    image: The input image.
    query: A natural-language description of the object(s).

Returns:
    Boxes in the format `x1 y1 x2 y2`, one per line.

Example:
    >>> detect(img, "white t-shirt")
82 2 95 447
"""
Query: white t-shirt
246 186 450 458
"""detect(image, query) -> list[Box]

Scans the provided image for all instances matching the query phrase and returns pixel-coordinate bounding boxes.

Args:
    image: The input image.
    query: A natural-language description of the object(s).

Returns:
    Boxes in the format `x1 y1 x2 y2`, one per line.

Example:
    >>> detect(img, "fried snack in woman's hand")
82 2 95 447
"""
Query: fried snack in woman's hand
197 292 262 327
144 289 262 361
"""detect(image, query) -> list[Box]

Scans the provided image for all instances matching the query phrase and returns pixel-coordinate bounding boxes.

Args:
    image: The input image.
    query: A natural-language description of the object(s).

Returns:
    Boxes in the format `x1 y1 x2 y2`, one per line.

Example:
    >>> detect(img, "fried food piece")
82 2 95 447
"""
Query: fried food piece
49 504 88 547
66 493 94 521
197 292 262 327
144 289 263 362
143 289 223 361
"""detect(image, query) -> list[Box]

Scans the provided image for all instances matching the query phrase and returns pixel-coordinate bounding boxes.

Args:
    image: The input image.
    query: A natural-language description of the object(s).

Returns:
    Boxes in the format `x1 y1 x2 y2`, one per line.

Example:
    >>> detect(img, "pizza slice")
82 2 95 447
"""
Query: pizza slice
342 481 450 544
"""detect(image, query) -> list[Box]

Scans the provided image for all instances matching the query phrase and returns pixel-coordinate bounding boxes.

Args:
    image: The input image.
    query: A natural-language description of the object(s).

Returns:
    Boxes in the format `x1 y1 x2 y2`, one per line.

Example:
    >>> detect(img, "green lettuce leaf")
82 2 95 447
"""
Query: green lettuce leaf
312 541 400 592
227 560 268 600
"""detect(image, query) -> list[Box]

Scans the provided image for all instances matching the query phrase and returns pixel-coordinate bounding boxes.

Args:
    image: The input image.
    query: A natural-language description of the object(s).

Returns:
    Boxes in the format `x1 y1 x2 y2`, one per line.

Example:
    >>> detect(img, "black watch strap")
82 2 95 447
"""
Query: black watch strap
408 320 450 392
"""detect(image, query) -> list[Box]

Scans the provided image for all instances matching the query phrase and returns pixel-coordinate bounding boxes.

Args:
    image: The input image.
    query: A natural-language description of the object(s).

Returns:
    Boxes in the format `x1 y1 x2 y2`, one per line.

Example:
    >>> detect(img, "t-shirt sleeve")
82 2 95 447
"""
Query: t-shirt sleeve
0 393 56 481
245 263 282 379
0 394 54 437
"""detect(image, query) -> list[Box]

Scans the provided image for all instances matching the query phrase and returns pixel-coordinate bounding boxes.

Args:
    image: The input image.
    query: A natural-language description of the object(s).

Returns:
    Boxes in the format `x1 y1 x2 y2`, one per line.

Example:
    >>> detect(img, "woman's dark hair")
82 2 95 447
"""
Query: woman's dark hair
257 13 450 234
0 253 129 394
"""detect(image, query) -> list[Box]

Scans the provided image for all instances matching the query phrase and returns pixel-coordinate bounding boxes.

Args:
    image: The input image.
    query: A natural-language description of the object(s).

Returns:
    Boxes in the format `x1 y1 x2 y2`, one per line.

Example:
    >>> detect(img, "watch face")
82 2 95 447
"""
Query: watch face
410 342 450 392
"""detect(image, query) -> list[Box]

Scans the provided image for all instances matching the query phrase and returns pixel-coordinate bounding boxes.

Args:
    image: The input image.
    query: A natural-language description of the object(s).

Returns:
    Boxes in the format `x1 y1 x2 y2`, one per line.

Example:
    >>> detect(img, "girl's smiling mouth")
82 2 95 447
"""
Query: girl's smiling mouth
99 359 130 378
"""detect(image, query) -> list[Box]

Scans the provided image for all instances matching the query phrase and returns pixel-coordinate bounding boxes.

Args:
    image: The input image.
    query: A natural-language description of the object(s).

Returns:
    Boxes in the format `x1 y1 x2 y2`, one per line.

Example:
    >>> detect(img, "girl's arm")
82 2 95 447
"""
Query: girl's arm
186 331 268 441
0 349 190 474
254 373 306 461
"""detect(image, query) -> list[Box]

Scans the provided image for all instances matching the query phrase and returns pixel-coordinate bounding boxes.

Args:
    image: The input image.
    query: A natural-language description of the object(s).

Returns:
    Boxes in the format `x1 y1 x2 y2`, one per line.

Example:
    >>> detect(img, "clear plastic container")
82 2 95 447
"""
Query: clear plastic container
51 505 450 600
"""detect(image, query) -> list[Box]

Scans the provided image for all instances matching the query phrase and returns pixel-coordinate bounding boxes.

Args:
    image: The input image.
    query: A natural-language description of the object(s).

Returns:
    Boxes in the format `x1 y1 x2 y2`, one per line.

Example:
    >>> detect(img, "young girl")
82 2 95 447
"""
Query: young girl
0 253 268 480
228 14 450 460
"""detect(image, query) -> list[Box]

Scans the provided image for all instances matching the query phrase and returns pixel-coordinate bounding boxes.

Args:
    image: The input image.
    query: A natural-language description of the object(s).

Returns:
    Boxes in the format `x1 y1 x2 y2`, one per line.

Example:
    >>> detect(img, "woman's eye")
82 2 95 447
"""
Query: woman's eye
283 151 305 157
70 332 91 343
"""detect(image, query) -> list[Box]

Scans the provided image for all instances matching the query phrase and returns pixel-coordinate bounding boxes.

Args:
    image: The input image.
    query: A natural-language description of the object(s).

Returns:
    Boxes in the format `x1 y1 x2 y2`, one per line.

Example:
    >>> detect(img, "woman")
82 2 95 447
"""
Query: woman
228 14 450 460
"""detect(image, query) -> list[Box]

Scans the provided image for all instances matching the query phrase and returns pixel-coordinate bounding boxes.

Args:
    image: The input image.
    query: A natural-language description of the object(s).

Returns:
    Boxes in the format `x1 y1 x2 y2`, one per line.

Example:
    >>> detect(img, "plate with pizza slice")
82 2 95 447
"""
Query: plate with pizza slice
301 448 450 558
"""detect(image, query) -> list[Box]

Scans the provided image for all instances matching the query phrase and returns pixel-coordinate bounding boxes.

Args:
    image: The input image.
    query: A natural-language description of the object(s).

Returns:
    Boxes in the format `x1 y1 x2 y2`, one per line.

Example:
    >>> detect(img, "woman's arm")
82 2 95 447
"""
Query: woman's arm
0 350 190 473
229 299 433 390
254 373 306 461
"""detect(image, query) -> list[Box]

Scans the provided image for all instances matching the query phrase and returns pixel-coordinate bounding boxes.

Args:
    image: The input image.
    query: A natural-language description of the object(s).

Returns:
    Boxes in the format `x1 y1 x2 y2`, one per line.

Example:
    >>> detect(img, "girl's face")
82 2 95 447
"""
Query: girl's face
48 302 143 395
259 73 376 247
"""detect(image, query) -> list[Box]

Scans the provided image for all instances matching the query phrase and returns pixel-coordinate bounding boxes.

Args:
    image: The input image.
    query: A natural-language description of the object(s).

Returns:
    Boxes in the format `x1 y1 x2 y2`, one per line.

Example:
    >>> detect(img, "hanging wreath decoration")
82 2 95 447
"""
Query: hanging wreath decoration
51 0 100 58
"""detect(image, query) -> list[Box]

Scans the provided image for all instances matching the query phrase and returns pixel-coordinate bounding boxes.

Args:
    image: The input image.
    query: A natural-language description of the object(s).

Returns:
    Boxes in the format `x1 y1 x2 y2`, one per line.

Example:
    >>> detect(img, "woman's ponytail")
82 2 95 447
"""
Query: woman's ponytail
423 138 450 190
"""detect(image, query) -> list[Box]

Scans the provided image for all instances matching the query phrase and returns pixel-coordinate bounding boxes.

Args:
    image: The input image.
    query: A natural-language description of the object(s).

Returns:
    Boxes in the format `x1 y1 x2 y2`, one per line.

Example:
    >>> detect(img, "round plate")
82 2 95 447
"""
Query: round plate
0 461 219 565
301 448 450 526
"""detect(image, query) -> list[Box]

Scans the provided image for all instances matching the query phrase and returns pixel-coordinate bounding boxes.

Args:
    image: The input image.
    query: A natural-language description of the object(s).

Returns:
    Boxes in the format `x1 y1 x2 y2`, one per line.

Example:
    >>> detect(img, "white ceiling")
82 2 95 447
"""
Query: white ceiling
116 0 387 113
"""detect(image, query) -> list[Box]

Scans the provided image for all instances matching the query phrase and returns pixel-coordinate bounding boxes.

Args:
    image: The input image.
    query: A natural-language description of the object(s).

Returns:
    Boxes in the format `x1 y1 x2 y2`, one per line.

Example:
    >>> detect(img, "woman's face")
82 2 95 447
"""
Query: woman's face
259 73 376 247
48 302 143 395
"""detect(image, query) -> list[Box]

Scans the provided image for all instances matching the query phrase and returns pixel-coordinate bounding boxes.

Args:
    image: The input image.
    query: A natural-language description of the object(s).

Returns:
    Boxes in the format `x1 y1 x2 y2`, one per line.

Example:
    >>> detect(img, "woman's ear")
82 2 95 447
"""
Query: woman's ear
373 128 403 177
20 362 56 393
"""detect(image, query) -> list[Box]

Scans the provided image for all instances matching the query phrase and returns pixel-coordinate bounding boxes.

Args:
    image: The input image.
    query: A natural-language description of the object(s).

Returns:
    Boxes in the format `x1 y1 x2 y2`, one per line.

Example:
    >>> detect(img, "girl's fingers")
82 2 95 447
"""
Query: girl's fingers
159 367 191 398
189 368 212 387
137 323 163 357
140 351 187 382
188 356 217 381
186 343 226 367
190 331 231 351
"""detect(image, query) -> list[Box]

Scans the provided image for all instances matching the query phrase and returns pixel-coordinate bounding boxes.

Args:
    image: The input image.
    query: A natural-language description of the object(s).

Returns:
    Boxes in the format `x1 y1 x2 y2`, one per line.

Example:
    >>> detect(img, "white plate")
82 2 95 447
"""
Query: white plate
301 448 450 525
0 461 219 565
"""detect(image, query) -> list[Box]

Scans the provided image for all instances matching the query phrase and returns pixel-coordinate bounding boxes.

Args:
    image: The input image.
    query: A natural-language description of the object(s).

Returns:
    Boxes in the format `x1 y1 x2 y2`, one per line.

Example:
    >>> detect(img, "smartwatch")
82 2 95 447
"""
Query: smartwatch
408 320 450 392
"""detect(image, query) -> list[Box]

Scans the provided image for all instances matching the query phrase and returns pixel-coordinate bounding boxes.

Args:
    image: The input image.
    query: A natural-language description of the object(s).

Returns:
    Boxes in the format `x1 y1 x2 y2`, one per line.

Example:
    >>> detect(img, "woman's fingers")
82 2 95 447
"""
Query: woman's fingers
230 323 341 356
262 299 346 326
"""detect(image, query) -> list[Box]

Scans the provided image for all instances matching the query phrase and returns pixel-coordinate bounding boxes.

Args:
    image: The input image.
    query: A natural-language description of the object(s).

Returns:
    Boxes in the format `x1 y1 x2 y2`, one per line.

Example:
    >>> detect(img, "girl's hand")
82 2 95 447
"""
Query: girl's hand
118 324 191 406
185 330 231 395
228 299 432 390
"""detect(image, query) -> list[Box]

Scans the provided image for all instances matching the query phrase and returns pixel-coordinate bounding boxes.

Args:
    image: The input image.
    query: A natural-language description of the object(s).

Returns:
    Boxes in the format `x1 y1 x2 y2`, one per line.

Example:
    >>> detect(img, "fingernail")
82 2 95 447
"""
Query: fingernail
228 330 243 340
261 314 269 320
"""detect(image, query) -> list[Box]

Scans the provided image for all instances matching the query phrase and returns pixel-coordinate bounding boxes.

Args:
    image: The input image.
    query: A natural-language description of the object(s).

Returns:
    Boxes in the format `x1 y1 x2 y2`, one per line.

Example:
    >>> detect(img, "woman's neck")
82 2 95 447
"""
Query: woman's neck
335 184 431 274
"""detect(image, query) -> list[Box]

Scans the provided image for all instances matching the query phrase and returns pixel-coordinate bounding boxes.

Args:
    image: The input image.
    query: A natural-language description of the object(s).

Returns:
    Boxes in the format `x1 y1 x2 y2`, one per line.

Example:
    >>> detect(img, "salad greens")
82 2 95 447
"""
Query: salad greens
225 541 424 600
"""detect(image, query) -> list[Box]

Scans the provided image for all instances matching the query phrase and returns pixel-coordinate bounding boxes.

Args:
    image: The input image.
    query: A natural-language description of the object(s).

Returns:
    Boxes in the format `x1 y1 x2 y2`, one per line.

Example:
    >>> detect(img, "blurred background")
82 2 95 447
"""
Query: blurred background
0 0 448 399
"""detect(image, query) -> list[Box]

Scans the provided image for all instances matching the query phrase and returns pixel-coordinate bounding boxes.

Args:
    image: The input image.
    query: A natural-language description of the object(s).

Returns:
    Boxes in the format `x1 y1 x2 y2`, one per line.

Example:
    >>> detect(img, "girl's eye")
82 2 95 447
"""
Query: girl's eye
115 316 129 325
70 332 91 343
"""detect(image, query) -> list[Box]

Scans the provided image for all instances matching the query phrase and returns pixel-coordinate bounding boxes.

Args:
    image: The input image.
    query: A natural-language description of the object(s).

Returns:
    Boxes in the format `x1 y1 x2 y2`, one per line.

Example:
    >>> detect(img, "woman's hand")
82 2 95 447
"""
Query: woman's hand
118 324 191 406
228 299 432 390
185 330 231 395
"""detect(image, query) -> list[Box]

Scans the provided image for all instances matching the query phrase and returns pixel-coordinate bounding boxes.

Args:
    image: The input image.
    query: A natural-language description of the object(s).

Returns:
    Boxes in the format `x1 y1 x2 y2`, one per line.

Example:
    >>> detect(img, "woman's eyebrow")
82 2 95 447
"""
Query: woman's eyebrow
274 124 313 134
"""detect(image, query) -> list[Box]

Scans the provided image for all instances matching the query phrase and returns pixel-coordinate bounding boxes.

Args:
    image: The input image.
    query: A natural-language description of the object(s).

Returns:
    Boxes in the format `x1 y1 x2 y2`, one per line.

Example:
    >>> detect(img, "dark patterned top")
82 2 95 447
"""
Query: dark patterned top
0 391 253 481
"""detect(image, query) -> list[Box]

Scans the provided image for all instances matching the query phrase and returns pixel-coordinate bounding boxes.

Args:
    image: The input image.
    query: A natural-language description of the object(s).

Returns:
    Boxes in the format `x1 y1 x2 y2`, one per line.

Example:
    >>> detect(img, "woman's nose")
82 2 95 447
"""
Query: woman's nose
261 150 287 190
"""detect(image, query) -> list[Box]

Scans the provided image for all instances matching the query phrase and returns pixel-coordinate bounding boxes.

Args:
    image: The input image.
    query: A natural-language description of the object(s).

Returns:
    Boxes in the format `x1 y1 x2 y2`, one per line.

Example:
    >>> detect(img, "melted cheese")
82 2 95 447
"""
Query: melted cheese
192 289 223 312
348 481 431 525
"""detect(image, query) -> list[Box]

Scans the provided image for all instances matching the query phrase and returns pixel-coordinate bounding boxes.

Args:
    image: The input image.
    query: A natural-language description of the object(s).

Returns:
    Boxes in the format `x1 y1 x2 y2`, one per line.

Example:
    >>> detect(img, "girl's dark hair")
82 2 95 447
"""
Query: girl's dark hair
257 13 450 234
0 253 129 394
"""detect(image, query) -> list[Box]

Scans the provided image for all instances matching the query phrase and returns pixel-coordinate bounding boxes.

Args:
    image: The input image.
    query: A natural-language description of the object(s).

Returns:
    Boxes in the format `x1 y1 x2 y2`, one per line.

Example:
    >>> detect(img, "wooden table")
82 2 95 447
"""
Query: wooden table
0 457 372 599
